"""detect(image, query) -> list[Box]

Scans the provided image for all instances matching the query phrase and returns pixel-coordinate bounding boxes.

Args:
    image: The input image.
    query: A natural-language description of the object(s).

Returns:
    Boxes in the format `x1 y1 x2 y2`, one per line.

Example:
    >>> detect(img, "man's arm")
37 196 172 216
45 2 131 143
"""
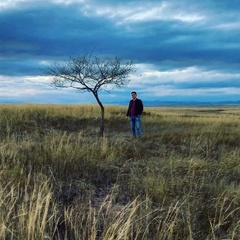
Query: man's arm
126 100 132 116
138 99 143 115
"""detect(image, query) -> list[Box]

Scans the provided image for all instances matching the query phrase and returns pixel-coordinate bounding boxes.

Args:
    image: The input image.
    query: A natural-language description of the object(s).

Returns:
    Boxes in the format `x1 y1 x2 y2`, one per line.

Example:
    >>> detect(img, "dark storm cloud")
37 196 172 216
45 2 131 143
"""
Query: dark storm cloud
0 0 240 103
0 4 116 56
174 80 240 90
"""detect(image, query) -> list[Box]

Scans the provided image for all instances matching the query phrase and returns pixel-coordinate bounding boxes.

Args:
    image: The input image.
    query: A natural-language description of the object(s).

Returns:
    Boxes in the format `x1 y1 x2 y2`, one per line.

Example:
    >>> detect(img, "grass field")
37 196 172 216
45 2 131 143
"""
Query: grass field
1 104 240 239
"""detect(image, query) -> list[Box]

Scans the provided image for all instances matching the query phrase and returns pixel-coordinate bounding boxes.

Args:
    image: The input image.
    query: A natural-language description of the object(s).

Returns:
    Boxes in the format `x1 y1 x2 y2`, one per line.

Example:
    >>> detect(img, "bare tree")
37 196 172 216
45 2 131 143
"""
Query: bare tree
45 53 135 136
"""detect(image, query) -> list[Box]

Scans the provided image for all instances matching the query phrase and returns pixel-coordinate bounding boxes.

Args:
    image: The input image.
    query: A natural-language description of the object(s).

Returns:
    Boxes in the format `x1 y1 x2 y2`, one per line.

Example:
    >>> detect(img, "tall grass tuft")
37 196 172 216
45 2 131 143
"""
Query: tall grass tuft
1 104 240 239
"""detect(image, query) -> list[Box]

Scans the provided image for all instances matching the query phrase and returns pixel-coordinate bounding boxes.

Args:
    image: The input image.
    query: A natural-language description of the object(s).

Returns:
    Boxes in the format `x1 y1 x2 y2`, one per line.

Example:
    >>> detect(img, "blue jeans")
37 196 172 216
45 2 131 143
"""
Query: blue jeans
130 116 142 137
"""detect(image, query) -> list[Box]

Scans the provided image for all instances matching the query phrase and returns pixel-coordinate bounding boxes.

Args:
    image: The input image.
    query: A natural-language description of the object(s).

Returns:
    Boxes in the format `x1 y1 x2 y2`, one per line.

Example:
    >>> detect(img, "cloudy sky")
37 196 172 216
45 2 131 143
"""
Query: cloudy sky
1 0 240 105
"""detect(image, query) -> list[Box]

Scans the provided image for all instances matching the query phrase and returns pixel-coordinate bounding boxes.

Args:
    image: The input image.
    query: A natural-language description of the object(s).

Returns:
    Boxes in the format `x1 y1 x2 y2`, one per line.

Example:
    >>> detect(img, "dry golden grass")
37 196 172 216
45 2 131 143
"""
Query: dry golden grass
0 104 240 239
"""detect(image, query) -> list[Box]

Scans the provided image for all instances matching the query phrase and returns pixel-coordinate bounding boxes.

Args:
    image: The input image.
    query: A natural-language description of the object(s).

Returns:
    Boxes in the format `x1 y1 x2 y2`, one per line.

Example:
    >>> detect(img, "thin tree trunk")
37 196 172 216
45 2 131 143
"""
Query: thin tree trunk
94 93 105 137
100 105 104 137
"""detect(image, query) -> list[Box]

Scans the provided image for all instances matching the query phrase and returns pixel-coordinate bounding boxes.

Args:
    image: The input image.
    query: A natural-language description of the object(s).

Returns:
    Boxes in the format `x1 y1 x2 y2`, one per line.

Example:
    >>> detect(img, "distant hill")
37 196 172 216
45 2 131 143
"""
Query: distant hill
112 100 240 107
0 100 23 104
142 100 240 107
1 99 240 106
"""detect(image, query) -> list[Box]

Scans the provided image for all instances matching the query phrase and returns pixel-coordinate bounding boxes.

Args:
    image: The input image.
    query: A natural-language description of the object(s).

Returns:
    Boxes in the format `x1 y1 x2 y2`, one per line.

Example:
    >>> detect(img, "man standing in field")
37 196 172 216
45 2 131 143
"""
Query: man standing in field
126 91 144 138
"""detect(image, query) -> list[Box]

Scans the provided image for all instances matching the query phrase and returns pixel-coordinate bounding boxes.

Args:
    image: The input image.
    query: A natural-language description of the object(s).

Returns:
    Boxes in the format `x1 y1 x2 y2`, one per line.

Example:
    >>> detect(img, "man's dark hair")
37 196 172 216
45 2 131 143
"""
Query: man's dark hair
131 91 137 94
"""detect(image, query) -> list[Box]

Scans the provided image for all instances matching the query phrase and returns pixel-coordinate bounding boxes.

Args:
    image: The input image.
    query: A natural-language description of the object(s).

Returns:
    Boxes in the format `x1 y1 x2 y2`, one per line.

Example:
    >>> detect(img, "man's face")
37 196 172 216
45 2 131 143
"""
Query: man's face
131 93 137 100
